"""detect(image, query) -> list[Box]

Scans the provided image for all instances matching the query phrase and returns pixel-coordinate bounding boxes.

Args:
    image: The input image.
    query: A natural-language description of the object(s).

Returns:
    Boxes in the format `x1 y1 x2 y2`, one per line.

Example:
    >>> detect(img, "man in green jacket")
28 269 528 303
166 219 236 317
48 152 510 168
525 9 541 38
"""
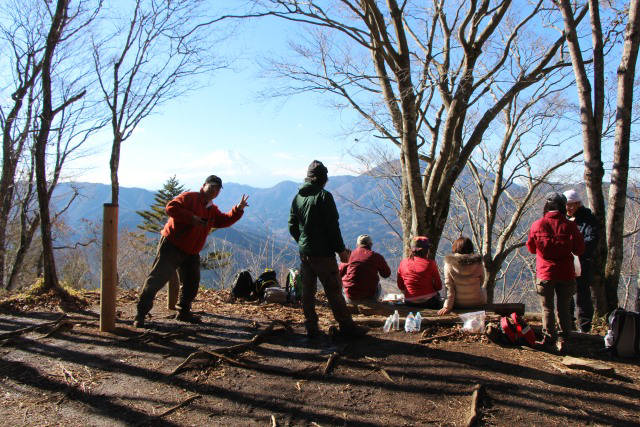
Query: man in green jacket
289 160 367 339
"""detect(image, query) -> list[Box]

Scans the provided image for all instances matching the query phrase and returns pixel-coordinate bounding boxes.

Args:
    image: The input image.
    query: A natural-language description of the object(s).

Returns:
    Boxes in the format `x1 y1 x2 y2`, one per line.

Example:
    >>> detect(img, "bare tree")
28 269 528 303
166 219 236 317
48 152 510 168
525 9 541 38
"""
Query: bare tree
92 0 227 205
450 78 582 302
32 0 102 292
556 0 640 313
250 0 577 260
0 0 44 290
604 0 640 311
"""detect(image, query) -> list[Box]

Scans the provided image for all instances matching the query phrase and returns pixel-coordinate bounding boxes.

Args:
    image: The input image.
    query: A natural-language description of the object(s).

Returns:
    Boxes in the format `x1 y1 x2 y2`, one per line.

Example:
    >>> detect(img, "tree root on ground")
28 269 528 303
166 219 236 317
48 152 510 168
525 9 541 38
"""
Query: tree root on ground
0 314 67 340
465 384 484 427
170 320 291 375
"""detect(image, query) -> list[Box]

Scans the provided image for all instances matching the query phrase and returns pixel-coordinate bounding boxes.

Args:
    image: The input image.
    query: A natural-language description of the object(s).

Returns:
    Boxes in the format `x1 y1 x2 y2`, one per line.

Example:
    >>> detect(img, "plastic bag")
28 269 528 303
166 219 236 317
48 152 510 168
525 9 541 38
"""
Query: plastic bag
573 254 581 277
459 310 486 333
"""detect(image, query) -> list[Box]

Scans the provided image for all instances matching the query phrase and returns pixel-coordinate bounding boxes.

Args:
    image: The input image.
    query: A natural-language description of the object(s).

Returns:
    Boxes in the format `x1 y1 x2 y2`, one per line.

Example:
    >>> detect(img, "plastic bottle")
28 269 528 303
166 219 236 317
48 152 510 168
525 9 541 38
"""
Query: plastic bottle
405 312 415 332
383 315 393 333
414 312 422 332
392 310 400 331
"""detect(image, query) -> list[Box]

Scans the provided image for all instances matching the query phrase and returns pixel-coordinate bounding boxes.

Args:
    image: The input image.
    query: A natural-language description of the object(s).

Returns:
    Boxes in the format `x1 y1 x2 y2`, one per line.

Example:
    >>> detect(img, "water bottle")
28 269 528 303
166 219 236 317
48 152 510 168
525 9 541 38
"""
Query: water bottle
392 310 400 331
414 312 422 331
405 312 415 332
604 330 614 348
383 315 393 333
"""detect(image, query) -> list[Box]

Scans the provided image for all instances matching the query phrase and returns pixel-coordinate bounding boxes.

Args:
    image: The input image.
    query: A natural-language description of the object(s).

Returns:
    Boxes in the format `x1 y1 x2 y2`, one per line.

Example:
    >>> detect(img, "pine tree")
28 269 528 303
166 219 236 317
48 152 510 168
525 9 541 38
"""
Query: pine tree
136 176 186 234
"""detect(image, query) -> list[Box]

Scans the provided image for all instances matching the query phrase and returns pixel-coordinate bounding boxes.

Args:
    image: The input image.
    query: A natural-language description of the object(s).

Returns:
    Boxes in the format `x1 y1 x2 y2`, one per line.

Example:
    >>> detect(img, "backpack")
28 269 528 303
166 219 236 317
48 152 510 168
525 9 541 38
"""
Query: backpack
263 287 288 304
605 309 640 358
285 268 302 302
499 312 537 347
254 269 278 301
231 270 254 299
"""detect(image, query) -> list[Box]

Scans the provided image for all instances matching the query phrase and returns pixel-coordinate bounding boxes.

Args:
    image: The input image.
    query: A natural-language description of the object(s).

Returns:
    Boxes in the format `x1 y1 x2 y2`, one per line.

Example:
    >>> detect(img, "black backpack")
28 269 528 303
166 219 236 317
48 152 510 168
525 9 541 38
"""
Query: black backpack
254 269 278 301
605 308 640 358
231 270 254 299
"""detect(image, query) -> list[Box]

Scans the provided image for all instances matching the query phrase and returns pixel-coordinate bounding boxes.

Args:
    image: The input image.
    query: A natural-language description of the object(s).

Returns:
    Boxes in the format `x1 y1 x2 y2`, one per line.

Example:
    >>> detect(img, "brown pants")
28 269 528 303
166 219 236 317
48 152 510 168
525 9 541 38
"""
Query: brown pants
136 237 200 317
536 279 576 341
299 254 355 333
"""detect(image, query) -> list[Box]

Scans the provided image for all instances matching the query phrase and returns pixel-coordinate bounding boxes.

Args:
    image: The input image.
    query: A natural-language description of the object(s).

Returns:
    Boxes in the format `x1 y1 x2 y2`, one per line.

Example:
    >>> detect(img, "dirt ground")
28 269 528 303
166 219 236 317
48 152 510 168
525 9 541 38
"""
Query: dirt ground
0 289 639 427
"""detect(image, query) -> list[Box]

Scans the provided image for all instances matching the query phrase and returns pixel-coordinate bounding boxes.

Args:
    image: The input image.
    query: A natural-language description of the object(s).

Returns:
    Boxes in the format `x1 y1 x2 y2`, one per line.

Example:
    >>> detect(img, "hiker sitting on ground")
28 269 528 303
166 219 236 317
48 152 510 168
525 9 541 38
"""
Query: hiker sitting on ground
526 192 584 353
397 236 443 309
134 175 249 328
339 234 391 304
438 236 486 316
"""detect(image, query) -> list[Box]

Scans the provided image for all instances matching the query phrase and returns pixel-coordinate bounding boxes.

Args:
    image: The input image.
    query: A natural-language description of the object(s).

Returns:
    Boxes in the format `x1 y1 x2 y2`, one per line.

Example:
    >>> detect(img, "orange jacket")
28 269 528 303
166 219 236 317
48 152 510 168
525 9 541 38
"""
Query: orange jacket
161 191 243 255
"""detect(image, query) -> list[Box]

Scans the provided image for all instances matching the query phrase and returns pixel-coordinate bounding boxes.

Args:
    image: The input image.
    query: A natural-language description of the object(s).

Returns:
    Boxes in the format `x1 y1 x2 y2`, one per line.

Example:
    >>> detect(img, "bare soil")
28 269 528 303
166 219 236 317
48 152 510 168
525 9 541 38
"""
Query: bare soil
0 289 639 426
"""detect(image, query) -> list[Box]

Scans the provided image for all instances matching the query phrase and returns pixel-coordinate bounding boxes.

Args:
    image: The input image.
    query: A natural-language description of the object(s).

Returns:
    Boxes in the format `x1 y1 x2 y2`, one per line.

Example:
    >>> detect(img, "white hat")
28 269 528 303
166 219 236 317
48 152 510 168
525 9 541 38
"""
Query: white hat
563 189 581 203
356 234 372 247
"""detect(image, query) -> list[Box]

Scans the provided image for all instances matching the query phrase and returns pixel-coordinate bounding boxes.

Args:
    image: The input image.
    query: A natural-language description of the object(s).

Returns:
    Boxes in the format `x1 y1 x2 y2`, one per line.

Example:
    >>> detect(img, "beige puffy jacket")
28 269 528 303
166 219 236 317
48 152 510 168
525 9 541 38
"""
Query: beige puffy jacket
443 253 486 311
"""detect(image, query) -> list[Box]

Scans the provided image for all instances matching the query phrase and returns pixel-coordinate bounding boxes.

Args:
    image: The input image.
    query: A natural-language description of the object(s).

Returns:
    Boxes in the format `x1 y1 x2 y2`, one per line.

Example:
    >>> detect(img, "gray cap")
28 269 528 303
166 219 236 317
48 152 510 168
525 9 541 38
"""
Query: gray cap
545 192 566 209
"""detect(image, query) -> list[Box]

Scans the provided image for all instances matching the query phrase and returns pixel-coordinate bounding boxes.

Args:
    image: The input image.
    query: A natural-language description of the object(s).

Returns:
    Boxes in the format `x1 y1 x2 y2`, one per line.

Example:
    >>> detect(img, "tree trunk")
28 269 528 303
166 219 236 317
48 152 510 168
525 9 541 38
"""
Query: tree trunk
110 133 122 205
604 0 640 313
33 0 70 292
557 0 608 314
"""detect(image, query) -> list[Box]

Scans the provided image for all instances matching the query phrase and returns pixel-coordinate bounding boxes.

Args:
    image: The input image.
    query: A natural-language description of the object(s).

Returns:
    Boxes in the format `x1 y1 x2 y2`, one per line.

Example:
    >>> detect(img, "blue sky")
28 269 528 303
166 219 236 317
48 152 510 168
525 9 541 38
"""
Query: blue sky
67 2 637 194
73 10 364 192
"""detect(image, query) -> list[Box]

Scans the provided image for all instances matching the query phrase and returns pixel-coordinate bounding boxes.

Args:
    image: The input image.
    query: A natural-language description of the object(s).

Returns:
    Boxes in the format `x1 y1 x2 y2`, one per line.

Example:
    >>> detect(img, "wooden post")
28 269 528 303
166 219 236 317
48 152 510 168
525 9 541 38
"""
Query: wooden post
167 271 179 310
101 203 118 332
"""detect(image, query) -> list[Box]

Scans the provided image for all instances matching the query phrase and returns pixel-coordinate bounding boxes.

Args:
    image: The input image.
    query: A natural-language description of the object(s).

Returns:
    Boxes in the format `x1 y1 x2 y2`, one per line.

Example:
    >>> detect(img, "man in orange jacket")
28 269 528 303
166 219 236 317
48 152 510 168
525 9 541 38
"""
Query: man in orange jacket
134 175 249 328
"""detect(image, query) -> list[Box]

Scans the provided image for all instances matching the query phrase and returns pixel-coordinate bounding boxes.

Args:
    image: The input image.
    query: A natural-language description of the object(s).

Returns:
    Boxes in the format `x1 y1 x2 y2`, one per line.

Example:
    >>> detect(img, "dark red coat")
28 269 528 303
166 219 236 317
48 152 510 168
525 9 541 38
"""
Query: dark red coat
162 191 243 255
339 247 391 300
526 211 585 281
396 256 443 300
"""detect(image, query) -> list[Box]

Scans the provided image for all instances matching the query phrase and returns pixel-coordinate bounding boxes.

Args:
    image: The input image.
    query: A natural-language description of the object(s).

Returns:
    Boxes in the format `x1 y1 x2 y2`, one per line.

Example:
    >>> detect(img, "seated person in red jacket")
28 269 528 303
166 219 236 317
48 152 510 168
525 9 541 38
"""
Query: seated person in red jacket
397 236 443 309
339 234 391 304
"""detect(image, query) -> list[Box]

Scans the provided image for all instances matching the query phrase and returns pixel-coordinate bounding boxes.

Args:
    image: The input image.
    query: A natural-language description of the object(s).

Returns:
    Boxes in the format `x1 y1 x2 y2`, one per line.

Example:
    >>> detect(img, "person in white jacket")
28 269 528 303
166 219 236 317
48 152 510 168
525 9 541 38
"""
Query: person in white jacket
438 236 487 316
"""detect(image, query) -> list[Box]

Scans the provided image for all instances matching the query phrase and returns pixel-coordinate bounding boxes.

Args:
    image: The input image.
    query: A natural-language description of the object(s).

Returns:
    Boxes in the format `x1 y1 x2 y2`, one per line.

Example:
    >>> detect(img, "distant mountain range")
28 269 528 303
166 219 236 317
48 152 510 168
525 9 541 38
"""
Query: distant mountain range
52 174 404 266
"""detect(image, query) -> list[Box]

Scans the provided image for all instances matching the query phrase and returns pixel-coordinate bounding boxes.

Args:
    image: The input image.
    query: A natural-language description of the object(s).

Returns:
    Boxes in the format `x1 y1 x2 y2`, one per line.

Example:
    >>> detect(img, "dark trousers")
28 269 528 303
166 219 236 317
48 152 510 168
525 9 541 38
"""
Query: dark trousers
570 262 594 332
536 279 576 341
405 295 443 310
136 237 200 318
299 254 355 333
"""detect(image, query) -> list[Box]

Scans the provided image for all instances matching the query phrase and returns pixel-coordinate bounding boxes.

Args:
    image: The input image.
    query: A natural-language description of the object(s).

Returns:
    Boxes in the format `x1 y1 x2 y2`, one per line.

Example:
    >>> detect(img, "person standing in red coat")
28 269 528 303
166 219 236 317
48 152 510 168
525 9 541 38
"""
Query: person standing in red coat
526 192 584 352
339 234 391 303
397 236 443 309
134 175 249 328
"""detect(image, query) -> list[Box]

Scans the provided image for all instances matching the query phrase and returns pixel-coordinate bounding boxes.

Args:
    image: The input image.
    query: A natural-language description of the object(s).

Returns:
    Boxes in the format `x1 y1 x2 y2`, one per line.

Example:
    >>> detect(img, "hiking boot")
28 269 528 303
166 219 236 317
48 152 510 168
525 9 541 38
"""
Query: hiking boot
133 315 145 329
535 336 557 352
175 311 202 324
556 337 567 354
339 325 369 339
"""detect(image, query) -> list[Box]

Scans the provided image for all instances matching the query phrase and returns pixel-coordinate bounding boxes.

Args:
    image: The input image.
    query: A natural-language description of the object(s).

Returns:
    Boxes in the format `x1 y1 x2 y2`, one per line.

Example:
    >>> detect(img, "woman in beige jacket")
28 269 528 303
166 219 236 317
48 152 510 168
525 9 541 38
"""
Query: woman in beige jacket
437 236 487 316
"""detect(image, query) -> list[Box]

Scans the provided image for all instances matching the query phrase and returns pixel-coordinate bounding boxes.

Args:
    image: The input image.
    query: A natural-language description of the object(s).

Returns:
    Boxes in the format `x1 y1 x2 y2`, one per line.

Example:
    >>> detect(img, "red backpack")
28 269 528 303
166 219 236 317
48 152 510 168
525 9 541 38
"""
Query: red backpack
500 312 536 347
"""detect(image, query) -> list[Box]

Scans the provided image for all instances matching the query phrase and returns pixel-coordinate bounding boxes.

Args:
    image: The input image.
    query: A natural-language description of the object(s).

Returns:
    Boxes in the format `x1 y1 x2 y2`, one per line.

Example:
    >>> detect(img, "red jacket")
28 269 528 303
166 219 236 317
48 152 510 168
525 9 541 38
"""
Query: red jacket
339 247 391 300
161 191 244 255
397 256 443 300
526 211 585 281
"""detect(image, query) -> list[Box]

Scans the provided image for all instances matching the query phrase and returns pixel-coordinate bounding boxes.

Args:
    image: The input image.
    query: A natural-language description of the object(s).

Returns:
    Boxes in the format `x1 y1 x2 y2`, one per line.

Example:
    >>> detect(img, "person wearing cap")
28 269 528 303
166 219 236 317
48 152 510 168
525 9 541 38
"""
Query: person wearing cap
563 189 599 333
526 192 584 352
339 234 391 304
396 236 444 309
289 160 368 339
438 236 487 316
134 175 249 328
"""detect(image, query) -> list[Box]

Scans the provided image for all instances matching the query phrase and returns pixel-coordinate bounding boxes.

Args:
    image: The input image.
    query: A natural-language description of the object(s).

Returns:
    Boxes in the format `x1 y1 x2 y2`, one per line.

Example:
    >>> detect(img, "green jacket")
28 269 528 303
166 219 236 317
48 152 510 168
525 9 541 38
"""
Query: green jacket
289 182 346 257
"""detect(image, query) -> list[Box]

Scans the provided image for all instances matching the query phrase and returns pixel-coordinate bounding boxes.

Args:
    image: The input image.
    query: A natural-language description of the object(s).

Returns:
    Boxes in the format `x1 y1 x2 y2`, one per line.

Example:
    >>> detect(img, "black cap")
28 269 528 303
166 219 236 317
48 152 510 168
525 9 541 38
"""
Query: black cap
205 175 223 188
306 160 328 180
